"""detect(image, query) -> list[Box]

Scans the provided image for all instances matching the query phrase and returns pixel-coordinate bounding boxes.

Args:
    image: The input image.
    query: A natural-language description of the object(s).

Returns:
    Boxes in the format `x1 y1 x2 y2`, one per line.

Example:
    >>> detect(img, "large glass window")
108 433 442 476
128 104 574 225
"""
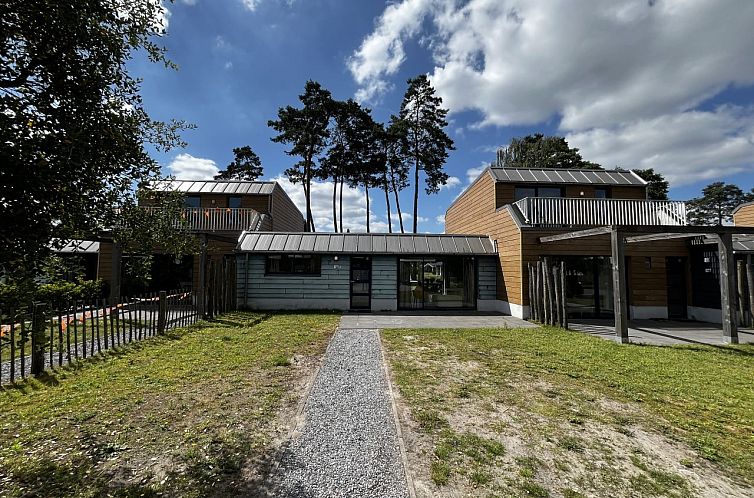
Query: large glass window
266 255 321 275
228 196 242 208
514 186 564 200
399 257 476 309
184 196 201 208
555 256 614 318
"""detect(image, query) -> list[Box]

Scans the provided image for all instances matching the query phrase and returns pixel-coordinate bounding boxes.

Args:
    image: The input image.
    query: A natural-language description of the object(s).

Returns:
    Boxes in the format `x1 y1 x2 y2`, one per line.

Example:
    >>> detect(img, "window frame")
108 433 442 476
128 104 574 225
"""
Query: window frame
228 196 242 208
184 195 201 208
264 254 322 276
514 185 565 201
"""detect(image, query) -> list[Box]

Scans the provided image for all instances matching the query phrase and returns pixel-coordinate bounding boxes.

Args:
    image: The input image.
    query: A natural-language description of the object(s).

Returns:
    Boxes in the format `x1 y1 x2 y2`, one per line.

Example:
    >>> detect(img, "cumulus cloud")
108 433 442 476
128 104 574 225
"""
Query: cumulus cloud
350 0 754 183
440 176 461 190
166 153 219 180
568 106 754 187
347 0 434 102
241 0 262 11
465 165 487 184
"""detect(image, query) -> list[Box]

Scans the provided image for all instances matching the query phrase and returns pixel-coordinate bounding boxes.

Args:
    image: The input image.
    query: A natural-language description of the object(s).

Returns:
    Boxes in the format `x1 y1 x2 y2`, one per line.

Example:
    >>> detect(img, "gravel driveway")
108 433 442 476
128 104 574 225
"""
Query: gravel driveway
271 328 410 498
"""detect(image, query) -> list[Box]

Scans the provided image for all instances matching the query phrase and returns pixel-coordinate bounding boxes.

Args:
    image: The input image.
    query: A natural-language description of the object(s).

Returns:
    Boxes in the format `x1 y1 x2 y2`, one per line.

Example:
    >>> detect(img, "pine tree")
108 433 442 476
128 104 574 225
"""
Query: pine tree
398 75 455 233
214 146 263 181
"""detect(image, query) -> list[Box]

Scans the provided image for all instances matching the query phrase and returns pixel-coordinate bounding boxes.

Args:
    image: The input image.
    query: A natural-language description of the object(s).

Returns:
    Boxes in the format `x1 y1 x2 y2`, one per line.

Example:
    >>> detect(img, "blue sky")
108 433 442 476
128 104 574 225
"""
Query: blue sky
134 0 754 232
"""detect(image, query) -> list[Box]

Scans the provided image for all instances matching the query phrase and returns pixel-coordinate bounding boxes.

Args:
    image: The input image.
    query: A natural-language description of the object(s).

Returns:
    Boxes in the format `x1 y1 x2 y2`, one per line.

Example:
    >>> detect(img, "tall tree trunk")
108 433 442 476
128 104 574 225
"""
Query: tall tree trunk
412 157 419 233
389 162 404 233
383 172 392 233
332 169 339 233
365 185 370 233
339 176 344 232
302 180 310 232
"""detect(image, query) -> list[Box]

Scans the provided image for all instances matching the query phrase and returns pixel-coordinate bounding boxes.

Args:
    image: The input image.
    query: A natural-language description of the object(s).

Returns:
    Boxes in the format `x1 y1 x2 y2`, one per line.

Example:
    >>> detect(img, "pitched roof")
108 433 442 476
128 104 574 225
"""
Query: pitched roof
732 201 754 215
149 180 276 195
488 167 646 186
237 232 497 255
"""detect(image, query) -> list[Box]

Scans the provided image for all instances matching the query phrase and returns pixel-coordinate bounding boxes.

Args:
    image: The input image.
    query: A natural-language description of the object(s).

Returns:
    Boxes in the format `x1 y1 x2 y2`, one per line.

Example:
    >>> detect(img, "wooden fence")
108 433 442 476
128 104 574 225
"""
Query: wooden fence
528 258 568 328
736 259 754 327
0 289 198 386
202 257 237 319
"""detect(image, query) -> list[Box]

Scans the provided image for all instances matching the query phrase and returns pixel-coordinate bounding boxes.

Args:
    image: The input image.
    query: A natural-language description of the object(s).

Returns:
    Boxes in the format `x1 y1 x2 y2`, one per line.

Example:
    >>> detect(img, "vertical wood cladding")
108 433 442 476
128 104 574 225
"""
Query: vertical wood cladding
271 185 306 232
446 172 522 304
734 204 754 226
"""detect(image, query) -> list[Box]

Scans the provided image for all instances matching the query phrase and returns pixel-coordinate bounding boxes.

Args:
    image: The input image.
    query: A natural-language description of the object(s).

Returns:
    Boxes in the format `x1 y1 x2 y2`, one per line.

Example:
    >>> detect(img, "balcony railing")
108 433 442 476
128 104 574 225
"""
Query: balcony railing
140 207 262 232
512 197 687 227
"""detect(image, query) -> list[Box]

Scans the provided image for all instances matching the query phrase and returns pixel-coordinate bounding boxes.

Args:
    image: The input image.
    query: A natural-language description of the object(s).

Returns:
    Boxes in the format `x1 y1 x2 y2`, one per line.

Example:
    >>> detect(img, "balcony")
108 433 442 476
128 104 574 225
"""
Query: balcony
140 207 263 232
512 197 687 227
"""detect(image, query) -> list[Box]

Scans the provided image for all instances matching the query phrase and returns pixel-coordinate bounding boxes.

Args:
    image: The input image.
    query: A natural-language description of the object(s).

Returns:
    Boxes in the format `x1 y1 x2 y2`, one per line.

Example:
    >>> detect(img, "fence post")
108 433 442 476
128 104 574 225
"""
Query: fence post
31 303 46 376
157 291 167 335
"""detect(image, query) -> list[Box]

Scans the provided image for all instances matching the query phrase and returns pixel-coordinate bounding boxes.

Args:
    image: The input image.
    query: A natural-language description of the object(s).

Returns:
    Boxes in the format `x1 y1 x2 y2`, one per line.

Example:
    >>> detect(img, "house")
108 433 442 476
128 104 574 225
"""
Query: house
98 180 305 297
446 166 754 343
733 201 754 227
234 232 499 311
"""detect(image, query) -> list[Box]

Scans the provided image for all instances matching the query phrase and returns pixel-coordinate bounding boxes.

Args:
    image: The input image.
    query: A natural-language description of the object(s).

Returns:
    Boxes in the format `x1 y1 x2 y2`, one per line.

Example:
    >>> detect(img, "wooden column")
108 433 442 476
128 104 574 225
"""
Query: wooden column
197 235 207 318
611 229 629 343
747 255 754 328
109 242 122 302
715 233 738 344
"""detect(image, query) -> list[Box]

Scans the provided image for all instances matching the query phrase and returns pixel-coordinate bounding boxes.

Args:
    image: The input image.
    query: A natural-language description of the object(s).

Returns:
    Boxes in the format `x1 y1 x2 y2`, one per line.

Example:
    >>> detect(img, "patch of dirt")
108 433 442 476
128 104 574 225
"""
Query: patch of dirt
389 367 754 498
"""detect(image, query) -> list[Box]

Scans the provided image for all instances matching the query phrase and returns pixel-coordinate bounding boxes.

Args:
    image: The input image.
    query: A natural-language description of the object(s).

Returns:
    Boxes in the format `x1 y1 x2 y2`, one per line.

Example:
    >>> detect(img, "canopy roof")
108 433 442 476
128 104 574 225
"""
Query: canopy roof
149 180 276 195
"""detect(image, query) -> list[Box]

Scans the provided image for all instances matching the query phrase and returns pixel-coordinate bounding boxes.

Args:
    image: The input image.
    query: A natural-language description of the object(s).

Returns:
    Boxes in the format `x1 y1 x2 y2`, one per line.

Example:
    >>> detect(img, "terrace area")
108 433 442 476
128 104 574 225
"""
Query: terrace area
139 206 266 233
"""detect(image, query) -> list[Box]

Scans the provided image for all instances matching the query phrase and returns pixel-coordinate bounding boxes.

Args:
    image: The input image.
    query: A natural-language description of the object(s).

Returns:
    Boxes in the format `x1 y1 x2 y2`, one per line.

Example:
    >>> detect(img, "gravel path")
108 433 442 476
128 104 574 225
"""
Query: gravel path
272 328 410 498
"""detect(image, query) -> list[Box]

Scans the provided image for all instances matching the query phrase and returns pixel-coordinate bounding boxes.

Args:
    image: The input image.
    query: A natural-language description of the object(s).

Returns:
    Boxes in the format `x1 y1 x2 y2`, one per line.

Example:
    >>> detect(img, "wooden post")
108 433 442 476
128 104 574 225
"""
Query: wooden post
197 235 207 318
527 264 534 321
546 257 556 325
536 261 543 322
541 261 549 324
157 291 167 335
737 260 746 326
110 242 123 302
746 254 754 327
30 303 46 376
560 261 568 329
553 266 562 327
611 229 629 343
715 233 738 344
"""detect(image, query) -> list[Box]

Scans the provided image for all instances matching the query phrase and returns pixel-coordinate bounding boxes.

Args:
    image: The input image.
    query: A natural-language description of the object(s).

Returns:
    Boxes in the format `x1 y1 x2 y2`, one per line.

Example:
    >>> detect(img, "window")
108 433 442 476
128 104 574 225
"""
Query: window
594 188 610 199
228 196 242 208
514 186 564 201
266 254 321 275
184 196 201 208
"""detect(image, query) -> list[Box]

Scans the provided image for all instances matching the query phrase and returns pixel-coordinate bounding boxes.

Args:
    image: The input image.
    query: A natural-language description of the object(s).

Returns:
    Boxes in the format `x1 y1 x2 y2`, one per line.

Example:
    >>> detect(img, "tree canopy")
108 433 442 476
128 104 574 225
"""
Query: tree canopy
214 146 264 181
268 80 332 232
0 0 189 283
495 134 600 170
398 75 455 233
687 182 754 226
632 168 669 201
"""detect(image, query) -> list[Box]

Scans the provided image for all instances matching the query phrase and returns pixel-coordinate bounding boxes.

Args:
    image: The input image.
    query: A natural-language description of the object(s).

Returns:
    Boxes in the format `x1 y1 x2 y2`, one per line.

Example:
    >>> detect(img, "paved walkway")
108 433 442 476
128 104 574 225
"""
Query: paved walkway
340 311 535 330
271 328 410 497
571 319 754 346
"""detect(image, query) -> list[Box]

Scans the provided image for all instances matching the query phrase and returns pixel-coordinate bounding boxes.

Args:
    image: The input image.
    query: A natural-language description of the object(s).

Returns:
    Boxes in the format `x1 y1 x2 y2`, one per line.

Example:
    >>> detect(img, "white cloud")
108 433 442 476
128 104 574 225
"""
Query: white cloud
440 176 461 190
568 106 754 187
435 214 445 225
347 0 434 102
241 0 262 11
351 0 754 183
465 165 487 184
167 153 219 180
224 61 233 70
179 0 197 5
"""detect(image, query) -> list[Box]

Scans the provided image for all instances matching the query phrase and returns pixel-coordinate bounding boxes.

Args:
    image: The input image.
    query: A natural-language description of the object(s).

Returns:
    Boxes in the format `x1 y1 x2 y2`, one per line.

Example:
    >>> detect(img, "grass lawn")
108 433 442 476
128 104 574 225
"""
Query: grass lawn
0 311 340 497
382 326 754 498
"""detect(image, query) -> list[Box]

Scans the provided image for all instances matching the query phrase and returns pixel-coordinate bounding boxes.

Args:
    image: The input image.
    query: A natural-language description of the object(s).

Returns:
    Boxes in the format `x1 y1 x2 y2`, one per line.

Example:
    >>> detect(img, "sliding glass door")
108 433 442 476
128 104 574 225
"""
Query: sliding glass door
398 257 476 310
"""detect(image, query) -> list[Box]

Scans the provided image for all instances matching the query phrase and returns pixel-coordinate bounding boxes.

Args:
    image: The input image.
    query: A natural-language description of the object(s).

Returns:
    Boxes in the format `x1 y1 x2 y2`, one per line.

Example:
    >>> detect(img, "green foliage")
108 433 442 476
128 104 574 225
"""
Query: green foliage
0 0 191 283
632 168 670 200
214 145 264 181
268 80 333 232
398 75 455 233
687 181 754 225
0 279 107 309
496 134 601 170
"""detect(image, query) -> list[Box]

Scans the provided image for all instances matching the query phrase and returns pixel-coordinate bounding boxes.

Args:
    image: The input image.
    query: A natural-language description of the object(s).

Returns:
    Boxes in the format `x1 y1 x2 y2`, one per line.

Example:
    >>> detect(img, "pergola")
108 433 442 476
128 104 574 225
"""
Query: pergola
539 225 754 344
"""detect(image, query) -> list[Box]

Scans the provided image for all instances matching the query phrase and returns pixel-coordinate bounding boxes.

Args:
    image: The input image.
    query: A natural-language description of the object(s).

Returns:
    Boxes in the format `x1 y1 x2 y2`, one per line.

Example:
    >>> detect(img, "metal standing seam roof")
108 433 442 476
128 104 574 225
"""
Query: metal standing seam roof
149 180 276 195
488 167 646 186
236 232 498 255
53 240 101 254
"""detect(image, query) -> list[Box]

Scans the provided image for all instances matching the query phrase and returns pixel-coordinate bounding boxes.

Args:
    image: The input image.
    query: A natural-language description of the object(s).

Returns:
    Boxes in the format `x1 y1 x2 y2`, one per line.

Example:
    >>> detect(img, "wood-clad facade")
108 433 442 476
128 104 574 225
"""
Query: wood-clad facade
445 167 721 321
733 202 754 227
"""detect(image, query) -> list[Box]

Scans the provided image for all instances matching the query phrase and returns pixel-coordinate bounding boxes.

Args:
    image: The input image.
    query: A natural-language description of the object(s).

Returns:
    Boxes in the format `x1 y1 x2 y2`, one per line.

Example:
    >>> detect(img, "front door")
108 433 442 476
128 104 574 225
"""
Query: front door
350 257 372 310
666 256 688 319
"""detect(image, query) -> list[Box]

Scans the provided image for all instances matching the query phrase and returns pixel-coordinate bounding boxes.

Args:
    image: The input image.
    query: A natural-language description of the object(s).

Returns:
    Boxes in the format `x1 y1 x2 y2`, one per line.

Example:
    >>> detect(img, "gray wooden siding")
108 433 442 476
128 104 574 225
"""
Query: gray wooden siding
237 254 350 301
372 256 397 299
478 256 497 300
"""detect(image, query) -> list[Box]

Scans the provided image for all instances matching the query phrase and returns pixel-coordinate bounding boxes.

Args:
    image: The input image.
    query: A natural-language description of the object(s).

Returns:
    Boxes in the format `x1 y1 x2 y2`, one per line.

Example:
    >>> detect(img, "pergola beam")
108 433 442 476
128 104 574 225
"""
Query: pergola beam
538 225 754 245
625 233 709 244
538 226 613 243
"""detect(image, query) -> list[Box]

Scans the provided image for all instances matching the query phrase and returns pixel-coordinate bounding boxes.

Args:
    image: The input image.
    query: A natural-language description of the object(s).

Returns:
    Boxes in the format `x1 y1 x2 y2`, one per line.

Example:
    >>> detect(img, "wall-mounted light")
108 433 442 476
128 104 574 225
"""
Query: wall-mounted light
644 256 652 270
333 256 339 261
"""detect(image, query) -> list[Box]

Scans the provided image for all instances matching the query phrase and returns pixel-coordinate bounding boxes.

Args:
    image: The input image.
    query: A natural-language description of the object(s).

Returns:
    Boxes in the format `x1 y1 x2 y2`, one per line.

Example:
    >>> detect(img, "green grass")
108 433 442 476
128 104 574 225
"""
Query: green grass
382 326 754 492
0 311 339 497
